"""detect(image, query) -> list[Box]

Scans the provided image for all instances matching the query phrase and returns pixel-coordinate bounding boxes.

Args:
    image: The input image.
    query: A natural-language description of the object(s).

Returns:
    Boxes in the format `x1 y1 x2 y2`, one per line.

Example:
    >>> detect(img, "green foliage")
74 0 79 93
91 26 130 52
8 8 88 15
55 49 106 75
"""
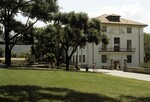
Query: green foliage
34 27 58 61
87 18 108 45
52 12 108 70
0 0 59 67
140 62 150 68
43 53 56 63
144 33 150 62
18 52 30 58
0 47 4 57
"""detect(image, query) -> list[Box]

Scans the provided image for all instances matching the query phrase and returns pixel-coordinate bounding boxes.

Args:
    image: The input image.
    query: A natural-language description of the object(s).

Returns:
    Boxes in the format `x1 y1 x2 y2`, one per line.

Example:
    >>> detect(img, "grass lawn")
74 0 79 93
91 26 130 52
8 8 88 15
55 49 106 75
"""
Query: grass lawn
0 68 150 102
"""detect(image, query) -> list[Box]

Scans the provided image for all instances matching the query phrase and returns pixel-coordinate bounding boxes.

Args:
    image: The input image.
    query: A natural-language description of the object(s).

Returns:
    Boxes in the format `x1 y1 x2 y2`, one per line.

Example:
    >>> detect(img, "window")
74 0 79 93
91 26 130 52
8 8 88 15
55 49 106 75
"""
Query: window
127 40 132 51
102 26 107 32
114 37 120 44
76 55 78 63
80 46 85 49
114 46 120 51
83 55 85 63
79 55 81 63
114 37 120 51
127 27 132 33
127 55 132 63
82 46 85 49
102 43 107 50
101 55 107 63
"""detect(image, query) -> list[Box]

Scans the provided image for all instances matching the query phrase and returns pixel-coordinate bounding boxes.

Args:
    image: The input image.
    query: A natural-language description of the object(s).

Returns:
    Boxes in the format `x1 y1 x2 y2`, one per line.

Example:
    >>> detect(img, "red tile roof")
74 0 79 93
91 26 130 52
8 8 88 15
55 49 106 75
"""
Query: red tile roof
95 14 147 27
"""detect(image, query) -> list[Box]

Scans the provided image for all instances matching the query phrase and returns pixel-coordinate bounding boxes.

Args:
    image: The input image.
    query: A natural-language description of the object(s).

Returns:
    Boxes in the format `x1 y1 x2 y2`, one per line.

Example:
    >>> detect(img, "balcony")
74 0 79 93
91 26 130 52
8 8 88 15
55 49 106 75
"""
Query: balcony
99 48 135 52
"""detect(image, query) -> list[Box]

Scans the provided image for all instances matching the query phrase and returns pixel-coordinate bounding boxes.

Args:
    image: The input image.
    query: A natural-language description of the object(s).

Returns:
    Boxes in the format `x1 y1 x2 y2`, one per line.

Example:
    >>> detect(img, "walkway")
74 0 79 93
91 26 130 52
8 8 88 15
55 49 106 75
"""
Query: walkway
81 69 150 82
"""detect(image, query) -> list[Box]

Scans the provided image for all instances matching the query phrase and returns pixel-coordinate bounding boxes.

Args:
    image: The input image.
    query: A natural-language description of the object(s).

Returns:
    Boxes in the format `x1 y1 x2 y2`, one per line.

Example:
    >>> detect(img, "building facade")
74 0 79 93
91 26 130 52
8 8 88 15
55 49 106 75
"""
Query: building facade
71 14 147 69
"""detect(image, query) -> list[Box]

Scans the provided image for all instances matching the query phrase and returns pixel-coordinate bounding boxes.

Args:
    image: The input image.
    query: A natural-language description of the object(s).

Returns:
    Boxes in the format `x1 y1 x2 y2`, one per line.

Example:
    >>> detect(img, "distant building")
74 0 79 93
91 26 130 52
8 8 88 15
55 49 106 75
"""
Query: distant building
70 14 147 69
0 37 31 58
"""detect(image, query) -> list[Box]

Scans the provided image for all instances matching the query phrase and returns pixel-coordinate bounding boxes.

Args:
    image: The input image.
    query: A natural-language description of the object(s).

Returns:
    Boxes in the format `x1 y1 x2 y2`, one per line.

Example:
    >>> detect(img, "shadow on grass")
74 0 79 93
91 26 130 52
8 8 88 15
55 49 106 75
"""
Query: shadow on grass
119 95 150 102
0 85 120 102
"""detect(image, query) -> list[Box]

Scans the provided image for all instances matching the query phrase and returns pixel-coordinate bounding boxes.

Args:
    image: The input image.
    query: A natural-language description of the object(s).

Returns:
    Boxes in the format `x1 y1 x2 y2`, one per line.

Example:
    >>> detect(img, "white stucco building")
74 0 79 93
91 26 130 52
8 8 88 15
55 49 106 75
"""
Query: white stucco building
71 14 147 69
0 37 31 57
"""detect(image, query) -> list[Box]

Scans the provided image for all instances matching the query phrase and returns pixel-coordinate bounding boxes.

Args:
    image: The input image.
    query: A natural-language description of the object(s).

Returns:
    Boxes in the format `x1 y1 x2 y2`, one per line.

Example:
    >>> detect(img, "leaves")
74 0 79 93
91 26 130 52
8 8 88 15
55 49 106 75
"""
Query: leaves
144 33 150 62
0 0 59 67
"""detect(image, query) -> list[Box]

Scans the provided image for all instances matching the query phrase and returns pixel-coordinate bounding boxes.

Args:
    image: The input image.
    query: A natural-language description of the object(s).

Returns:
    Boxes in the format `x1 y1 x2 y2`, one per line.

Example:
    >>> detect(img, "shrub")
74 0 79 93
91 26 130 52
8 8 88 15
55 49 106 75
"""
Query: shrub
0 47 4 57
140 62 150 68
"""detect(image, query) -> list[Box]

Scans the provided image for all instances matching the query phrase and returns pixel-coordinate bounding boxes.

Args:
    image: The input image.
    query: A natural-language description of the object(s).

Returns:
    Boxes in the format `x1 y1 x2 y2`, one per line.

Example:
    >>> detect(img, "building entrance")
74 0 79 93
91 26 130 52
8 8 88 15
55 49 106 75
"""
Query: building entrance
114 61 120 69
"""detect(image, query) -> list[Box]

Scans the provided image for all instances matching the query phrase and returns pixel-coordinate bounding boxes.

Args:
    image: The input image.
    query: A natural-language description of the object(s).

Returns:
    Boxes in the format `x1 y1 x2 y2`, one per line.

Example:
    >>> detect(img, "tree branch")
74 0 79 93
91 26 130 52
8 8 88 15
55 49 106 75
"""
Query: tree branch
10 19 39 41
68 43 79 60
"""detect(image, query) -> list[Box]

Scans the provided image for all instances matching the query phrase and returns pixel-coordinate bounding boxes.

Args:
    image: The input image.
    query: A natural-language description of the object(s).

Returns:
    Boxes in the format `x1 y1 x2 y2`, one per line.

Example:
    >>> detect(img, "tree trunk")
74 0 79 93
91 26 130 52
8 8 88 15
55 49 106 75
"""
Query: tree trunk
5 38 11 67
4 21 11 67
66 56 70 70
65 50 70 70
5 25 11 67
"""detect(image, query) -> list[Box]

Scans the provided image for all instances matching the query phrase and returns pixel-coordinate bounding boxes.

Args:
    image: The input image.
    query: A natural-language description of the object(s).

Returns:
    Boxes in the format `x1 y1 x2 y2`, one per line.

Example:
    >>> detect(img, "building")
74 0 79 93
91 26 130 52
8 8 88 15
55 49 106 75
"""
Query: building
71 14 147 69
0 37 31 58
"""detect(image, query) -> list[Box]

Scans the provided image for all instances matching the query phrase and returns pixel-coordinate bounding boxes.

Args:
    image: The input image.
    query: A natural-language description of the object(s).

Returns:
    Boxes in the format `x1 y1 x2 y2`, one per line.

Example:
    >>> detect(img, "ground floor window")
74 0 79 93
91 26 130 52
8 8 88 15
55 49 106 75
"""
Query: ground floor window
73 55 74 63
76 55 78 63
101 55 107 63
79 55 81 63
83 55 85 63
127 55 132 63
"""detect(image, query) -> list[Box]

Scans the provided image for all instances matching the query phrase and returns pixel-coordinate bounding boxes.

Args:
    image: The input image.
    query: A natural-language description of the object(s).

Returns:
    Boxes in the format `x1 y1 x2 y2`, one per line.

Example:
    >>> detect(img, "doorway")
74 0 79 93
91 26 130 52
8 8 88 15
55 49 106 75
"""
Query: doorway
114 61 120 69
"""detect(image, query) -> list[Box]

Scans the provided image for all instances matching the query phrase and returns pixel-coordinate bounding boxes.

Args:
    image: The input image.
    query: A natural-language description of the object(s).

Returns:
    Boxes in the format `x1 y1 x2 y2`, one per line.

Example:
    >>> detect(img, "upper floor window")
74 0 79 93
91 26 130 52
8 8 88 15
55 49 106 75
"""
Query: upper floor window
114 37 120 44
127 27 132 33
102 43 107 51
80 46 85 49
127 40 132 51
102 26 107 32
114 37 120 51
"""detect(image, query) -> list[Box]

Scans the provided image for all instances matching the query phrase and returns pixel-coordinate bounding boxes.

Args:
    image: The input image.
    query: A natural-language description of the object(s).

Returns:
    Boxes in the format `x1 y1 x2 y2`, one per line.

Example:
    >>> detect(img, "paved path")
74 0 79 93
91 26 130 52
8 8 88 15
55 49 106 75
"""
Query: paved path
81 69 150 82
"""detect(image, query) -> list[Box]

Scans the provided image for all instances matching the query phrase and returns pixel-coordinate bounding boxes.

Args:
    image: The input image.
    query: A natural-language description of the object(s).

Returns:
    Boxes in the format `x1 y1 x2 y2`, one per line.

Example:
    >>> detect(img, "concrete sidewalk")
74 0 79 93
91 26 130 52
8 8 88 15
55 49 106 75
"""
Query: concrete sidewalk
81 69 150 82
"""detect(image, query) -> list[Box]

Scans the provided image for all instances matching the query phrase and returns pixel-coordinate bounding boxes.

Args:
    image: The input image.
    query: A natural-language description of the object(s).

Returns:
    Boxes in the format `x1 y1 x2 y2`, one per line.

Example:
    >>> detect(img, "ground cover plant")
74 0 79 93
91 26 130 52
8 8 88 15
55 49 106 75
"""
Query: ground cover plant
0 68 150 102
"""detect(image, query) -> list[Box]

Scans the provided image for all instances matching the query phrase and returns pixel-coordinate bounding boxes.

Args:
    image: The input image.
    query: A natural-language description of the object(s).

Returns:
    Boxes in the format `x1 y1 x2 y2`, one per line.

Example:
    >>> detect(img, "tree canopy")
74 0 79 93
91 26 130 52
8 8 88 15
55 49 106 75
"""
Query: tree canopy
39 12 108 70
0 0 59 67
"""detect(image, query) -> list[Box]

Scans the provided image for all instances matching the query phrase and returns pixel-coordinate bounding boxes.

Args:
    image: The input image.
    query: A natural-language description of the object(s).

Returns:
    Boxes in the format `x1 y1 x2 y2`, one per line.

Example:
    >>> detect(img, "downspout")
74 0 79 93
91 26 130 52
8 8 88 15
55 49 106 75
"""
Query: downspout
87 43 89 67
138 27 141 66
92 43 94 64
81 47 83 65
76 47 78 65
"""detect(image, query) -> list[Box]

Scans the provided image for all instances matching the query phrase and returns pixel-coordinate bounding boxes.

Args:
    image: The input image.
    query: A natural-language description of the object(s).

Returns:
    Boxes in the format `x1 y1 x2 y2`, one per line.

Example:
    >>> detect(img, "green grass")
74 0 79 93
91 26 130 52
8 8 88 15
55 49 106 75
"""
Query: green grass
0 68 150 102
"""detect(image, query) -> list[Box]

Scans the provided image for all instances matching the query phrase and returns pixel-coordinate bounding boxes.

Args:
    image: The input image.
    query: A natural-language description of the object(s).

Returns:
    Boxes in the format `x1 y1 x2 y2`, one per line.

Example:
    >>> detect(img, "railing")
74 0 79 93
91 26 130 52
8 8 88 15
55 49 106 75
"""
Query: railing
99 48 135 52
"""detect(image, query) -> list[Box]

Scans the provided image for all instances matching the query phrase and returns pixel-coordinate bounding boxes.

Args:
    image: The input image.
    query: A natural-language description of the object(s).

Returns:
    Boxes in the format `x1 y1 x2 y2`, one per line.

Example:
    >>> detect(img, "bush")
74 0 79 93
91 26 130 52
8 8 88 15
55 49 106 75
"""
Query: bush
140 62 150 68
18 52 30 58
18 52 31 63
0 47 4 57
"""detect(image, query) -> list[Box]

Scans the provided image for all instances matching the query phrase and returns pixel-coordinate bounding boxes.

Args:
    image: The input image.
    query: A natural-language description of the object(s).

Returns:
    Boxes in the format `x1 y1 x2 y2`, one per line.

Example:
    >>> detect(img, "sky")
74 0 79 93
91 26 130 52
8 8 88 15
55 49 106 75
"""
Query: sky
56 0 150 33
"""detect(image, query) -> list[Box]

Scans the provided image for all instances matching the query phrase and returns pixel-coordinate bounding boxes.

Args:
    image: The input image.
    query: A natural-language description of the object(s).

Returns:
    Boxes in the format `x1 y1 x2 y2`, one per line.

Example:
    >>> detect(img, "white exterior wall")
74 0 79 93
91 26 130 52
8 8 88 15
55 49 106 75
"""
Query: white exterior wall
70 24 145 69
0 45 31 57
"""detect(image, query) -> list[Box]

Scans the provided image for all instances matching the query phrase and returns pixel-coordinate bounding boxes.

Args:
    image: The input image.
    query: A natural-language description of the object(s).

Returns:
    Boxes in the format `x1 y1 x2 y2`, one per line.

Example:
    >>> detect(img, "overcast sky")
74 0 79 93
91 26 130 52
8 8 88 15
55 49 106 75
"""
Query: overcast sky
57 0 150 33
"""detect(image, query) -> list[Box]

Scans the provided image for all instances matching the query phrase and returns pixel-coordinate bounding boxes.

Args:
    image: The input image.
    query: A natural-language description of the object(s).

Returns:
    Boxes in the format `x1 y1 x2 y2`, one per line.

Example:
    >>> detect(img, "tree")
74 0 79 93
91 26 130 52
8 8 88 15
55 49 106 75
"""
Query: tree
144 33 150 62
34 27 56 61
45 24 64 68
44 53 56 68
0 0 58 67
34 24 64 68
53 12 108 70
